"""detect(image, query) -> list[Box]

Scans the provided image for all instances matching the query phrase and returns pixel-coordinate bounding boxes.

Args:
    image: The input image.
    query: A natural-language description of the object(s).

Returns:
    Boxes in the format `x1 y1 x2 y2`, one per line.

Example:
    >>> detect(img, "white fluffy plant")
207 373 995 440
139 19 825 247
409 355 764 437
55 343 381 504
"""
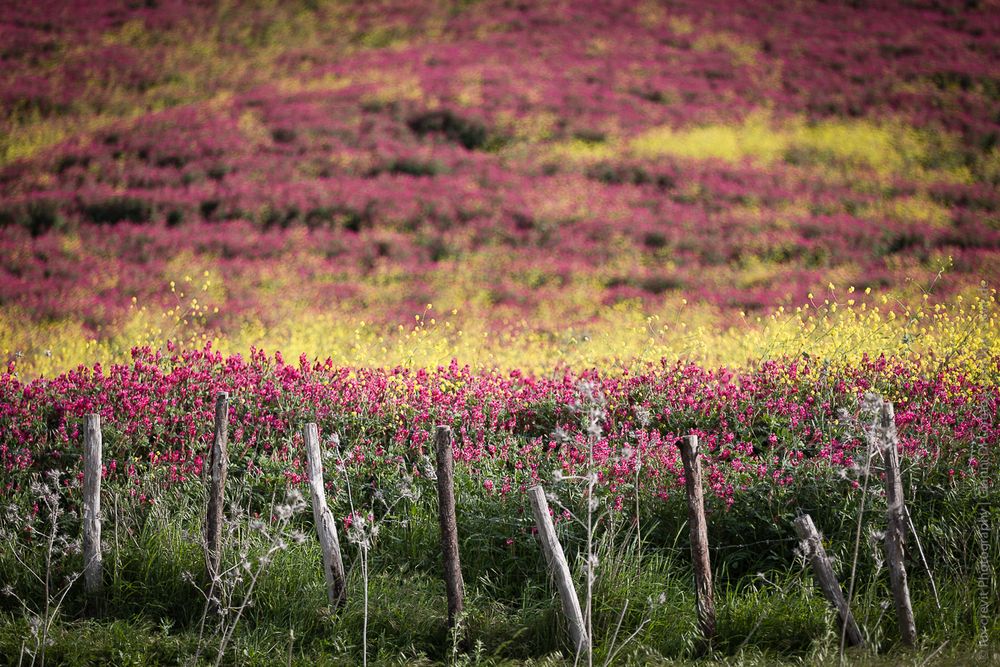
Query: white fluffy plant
187 489 308 667
327 432 415 667
545 382 657 667
0 470 84 667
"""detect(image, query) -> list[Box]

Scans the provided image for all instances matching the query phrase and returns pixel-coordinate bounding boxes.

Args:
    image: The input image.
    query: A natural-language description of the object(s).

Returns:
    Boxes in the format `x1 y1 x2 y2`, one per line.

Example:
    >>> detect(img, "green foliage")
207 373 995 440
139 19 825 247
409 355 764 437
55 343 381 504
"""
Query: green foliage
0 198 67 236
407 110 498 151
0 458 997 664
83 197 154 225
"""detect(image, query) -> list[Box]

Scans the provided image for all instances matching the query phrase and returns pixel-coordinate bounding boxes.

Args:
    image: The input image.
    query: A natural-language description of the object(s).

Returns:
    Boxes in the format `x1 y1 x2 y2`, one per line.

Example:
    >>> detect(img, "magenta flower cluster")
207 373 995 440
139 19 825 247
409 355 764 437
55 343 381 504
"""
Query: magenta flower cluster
1 346 996 508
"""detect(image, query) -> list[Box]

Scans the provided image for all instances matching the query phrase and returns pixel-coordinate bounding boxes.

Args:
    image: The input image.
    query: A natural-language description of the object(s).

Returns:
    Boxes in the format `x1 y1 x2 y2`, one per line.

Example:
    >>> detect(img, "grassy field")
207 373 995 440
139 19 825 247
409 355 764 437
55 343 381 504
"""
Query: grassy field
1 448 997 665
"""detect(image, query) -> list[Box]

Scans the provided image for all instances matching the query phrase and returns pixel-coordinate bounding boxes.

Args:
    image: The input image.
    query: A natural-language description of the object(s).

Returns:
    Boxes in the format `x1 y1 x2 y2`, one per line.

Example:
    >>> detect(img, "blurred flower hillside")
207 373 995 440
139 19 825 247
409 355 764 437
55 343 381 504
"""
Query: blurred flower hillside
2 0 999 375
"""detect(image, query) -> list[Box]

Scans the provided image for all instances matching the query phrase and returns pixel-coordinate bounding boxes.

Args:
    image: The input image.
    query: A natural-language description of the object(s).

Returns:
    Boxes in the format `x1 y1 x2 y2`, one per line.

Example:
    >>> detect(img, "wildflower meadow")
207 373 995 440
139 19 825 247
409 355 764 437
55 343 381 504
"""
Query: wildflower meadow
0 1 998 665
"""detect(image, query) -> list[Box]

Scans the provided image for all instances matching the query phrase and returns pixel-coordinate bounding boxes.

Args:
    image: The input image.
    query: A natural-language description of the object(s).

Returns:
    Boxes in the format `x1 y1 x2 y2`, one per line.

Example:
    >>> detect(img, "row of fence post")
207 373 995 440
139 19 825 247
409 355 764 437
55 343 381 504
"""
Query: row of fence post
77 397 917 653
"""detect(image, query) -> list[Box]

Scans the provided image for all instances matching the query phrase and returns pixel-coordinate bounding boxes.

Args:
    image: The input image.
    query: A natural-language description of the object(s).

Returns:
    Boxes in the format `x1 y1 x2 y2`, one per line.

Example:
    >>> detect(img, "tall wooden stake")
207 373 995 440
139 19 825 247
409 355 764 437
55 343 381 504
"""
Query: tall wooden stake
793 514 866 648
82 413 103 607
528 485 590 656
435 425 465 629
304 424 347 607
205 392 229 585
678 435 716 650
880 402 917 647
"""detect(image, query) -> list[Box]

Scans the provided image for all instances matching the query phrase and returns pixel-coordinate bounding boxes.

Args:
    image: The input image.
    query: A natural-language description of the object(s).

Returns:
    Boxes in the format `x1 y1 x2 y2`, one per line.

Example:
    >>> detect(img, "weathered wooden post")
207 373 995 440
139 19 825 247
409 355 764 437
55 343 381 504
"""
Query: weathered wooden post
82 413 103 608
879 402 917 647
528 485 590 656
793 514 866 648
205 392 228 585
434 425 465 630
677 435 715 650
304 424 347 607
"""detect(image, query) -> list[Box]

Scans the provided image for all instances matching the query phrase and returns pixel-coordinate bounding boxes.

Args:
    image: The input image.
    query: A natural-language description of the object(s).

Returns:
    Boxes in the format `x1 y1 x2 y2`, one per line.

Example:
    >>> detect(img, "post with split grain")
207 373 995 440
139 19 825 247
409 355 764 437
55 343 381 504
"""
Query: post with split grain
678 435 716 651
435 425 465 630
303 424 347 607
528 485 590 656
82 413 104 610
205 392 229 585
879 402 917 647
792 514 866 648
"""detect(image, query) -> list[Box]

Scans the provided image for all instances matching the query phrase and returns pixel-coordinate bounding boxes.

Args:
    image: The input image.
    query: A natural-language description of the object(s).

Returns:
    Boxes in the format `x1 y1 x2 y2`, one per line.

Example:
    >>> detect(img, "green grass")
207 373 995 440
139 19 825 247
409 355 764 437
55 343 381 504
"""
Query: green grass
0 467 996 665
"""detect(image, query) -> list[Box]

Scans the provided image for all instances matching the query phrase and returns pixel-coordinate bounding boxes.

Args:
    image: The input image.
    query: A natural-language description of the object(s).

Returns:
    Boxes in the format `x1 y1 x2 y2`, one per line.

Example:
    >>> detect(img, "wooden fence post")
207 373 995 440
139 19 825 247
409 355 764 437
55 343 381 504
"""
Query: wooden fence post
678 435 716 650
793 514 866 648
879 402 917 647
205 392 228 585
435 425 465 629
82 413 103 608
528 485 590 656
303 424 347 607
